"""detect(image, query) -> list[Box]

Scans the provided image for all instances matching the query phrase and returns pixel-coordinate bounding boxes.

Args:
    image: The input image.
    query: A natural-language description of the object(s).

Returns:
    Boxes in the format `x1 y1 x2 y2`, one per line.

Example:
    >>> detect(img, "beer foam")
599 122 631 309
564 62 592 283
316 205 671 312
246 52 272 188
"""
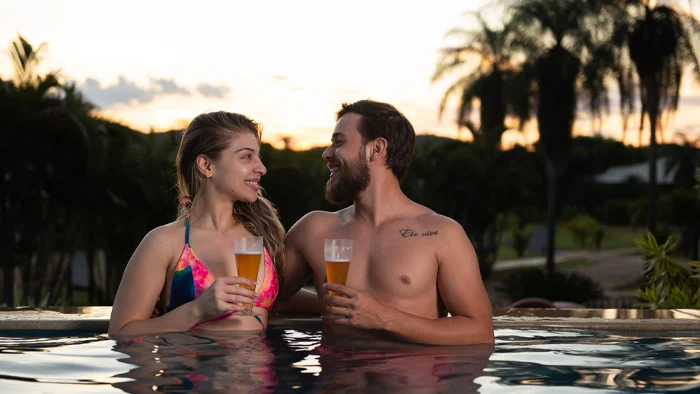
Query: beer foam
326 259 350 263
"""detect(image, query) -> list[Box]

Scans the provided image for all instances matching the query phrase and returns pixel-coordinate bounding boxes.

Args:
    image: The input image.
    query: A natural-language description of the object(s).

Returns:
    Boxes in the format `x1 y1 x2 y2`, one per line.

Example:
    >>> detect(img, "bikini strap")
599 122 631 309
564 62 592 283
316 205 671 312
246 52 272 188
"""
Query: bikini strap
254 315 266 330
185 216 191 246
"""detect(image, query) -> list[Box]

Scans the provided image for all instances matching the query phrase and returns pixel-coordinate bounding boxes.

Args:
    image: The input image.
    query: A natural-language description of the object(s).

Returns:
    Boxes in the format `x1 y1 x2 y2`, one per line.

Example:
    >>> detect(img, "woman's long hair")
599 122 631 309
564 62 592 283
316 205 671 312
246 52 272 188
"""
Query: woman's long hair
175 111 285 291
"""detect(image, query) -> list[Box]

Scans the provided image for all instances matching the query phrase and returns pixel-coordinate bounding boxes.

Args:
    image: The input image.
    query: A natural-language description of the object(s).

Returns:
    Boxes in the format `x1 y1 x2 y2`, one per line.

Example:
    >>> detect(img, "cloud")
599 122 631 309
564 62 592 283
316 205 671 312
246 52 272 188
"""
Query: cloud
196 83 231 98
80 76 158 107
679 94 700 106
151 78 190 95
273 75 288 82
79 76 231 108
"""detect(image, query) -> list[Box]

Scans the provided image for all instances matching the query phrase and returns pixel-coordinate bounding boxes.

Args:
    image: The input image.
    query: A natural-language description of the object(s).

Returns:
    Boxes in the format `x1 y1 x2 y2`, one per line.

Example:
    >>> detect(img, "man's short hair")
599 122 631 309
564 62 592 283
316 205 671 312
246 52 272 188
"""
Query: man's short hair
336 99 416 179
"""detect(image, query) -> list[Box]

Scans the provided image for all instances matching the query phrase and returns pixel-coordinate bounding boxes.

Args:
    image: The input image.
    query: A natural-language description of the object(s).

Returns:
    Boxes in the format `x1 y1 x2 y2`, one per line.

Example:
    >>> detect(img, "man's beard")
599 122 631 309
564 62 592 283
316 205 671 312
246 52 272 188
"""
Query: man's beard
325 149 370 205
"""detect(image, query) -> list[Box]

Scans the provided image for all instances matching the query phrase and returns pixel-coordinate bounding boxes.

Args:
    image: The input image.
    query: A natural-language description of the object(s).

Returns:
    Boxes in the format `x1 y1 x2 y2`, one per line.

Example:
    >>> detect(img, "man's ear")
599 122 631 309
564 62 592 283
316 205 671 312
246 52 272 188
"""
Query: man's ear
368 138 387 162
195 154 214 178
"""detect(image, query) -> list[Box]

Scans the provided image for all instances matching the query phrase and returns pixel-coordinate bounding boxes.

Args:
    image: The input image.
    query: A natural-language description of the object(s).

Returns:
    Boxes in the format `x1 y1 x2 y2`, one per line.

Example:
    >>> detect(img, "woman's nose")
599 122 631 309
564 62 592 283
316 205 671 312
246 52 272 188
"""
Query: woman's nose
256 157 267 175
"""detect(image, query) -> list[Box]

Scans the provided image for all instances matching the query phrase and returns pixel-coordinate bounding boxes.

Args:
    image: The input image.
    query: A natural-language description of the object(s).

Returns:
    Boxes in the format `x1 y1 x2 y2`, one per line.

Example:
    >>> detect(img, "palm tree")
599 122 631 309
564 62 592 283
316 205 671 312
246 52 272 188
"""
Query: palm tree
667 133 700 190
1 35 60 304
611 0 700 235
432 11 535 278
9 35 47 86
433 10 530 150
1 34 110 306
506 0 619 277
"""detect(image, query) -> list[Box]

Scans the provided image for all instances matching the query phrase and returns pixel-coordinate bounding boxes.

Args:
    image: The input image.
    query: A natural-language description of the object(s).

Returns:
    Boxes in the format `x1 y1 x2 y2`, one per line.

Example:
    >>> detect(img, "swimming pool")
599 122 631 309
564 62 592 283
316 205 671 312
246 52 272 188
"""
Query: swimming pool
1 321 699 393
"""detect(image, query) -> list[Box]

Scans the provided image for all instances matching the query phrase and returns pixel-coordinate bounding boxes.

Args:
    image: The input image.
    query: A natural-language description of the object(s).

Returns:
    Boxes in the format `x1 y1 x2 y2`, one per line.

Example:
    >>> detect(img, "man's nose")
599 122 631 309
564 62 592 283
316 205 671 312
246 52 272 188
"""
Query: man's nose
322 145 333 162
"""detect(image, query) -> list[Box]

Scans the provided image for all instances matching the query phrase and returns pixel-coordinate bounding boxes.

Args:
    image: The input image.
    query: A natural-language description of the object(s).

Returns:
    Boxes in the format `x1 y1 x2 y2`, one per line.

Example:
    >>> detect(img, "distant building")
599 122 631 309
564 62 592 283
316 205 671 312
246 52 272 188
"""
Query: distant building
594 157 678 185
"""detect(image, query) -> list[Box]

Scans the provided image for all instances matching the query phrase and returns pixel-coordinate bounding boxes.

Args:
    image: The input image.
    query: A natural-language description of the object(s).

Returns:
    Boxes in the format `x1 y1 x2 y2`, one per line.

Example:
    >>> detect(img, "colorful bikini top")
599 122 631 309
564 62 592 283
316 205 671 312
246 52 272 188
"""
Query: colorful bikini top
162 218 279 319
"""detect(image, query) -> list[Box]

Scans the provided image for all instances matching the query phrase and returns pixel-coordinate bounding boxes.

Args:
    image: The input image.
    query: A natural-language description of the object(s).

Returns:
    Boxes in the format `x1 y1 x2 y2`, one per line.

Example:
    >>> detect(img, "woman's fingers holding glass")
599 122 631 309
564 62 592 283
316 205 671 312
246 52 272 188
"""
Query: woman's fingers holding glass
210 276 262 316
216 296 251 312
220 285 258 299
220 276 256 288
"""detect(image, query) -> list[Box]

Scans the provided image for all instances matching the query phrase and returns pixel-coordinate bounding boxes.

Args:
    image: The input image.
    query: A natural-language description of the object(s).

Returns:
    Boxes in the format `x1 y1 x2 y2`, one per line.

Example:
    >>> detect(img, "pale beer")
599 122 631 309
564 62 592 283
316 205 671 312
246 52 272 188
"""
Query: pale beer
235 252 261 291
233 235 264 316
326 259 350 296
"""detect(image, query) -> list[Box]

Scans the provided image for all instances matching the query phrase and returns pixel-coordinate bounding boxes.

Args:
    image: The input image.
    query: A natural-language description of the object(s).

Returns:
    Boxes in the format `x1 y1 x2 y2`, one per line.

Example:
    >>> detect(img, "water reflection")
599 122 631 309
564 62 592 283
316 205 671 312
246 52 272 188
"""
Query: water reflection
488 330 700 393
109 327 494 393
112 330 278 393
0 335 127 393
2 326 699 393
309 338 494 393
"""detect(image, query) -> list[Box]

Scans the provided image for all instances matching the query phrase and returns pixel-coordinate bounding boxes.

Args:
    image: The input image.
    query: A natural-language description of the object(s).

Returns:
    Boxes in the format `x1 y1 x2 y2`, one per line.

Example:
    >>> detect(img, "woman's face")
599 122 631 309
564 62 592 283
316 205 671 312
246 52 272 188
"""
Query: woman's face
210 131 267 203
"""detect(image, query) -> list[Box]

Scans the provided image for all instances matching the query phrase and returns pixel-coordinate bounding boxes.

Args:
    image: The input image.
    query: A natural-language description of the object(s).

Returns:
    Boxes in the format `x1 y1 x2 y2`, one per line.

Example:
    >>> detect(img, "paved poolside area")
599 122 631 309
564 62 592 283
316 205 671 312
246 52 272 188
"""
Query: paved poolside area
487 248 645 306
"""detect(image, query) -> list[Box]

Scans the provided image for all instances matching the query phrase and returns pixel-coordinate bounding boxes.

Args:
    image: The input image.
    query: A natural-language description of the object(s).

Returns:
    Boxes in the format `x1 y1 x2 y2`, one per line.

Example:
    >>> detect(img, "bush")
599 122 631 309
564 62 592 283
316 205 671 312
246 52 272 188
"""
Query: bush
636 232 700 309
627 197 647 228
602 200 632 226
566 214 604 248
497 269 604 303
509 226 532 258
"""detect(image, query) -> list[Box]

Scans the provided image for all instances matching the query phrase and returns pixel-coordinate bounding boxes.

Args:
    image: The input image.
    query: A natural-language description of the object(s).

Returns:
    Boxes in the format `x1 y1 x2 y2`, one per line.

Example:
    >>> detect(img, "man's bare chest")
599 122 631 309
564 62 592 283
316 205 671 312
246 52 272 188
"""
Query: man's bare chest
310 222 443 295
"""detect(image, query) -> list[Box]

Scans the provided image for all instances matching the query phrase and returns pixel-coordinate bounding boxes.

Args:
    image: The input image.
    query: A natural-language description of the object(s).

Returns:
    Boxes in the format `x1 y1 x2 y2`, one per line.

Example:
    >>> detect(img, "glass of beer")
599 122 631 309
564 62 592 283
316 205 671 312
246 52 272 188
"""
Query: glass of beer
233 235 264 316
324 238 353 296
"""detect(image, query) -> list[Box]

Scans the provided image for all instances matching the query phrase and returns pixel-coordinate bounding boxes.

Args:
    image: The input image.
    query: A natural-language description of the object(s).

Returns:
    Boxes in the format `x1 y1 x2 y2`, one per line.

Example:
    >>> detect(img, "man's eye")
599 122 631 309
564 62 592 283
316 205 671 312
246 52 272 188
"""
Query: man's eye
242 154 251 159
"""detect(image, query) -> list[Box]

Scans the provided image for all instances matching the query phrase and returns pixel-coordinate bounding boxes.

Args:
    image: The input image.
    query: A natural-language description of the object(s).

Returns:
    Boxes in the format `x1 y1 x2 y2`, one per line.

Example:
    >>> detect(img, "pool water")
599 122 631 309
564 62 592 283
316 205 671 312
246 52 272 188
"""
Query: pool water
1 324 699 393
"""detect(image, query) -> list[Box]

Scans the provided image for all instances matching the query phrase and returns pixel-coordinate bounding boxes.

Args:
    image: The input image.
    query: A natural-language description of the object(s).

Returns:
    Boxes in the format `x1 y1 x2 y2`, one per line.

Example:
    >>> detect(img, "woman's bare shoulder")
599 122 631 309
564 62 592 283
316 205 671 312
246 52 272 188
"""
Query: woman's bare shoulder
140 219 187 249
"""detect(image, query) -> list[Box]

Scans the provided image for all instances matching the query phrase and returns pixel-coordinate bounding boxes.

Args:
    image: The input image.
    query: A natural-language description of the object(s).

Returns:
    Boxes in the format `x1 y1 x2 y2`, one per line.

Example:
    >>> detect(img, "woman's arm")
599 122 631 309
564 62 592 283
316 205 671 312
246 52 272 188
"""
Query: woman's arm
108 227 257 338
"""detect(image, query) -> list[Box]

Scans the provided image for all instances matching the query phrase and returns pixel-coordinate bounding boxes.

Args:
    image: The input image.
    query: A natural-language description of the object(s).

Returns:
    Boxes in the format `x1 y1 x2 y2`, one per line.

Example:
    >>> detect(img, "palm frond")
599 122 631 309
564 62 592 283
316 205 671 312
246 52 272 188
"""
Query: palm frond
678 11 700 80
504 66 534 129
437 72 483 119
457 77 484 126
432 43 485 83
8 35 47 85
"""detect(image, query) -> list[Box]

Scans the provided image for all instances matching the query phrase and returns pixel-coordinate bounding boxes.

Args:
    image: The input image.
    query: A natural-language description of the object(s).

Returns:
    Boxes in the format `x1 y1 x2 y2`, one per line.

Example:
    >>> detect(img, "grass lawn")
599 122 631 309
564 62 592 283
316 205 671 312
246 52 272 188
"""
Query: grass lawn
555 225 648 250
494 247 539 261
496 224 648 261
489 258 597 282
612 277 647 291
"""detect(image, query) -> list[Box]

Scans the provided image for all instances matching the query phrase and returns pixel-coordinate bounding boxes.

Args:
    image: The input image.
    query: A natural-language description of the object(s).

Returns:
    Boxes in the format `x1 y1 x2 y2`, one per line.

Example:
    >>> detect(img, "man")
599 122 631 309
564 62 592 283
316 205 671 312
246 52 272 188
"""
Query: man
281 99 494 345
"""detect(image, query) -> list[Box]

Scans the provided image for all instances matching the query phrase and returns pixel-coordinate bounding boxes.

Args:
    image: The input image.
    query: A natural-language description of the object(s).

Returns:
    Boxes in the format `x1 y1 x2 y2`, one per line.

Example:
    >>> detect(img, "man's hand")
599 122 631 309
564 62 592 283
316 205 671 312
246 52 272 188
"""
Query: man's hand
322 283 393 330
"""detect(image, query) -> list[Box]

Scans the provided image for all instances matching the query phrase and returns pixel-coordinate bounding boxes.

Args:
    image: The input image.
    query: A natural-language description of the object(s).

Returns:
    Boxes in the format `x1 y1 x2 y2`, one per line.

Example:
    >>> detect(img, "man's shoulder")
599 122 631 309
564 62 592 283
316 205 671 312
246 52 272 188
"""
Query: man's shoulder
416 211 458 225
413 211 465 236
297 208 347 224
287 207 348 236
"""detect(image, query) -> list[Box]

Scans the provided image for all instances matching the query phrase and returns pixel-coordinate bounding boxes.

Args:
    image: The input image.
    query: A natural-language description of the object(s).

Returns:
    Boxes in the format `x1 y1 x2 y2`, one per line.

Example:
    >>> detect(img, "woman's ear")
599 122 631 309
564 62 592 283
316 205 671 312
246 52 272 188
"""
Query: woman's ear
196 154 214 178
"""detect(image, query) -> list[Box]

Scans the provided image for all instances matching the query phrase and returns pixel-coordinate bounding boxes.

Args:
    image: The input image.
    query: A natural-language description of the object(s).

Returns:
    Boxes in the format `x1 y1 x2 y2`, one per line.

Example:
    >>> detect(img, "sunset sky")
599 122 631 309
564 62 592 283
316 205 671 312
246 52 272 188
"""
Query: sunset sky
2 0 699 149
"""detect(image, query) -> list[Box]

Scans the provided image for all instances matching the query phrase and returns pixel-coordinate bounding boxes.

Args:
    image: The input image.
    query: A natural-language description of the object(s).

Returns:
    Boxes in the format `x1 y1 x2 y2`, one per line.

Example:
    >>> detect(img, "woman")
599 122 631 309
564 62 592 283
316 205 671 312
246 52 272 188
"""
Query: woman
109 111 285 337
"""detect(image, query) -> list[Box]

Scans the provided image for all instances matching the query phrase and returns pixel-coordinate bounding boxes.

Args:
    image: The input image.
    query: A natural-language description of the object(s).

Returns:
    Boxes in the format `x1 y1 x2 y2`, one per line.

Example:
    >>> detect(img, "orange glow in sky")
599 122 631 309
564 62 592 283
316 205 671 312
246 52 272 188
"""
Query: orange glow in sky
2 0 699 150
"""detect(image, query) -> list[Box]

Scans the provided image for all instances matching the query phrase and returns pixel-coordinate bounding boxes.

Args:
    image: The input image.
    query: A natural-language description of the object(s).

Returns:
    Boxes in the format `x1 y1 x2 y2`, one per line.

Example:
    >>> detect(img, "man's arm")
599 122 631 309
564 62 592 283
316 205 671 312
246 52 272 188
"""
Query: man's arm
275 288 324 314
325 218 494 345
275 212 324 314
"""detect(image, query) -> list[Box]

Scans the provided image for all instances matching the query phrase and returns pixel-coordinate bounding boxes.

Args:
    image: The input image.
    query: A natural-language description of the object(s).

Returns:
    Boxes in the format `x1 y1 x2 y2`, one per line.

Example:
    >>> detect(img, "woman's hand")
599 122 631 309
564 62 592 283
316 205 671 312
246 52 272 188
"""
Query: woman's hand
192 276 258 322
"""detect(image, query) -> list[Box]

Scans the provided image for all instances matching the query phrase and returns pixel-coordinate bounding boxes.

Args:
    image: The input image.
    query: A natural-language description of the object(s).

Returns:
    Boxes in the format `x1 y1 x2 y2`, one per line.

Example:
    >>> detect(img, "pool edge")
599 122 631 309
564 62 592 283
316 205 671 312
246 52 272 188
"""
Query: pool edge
1 307 699 332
